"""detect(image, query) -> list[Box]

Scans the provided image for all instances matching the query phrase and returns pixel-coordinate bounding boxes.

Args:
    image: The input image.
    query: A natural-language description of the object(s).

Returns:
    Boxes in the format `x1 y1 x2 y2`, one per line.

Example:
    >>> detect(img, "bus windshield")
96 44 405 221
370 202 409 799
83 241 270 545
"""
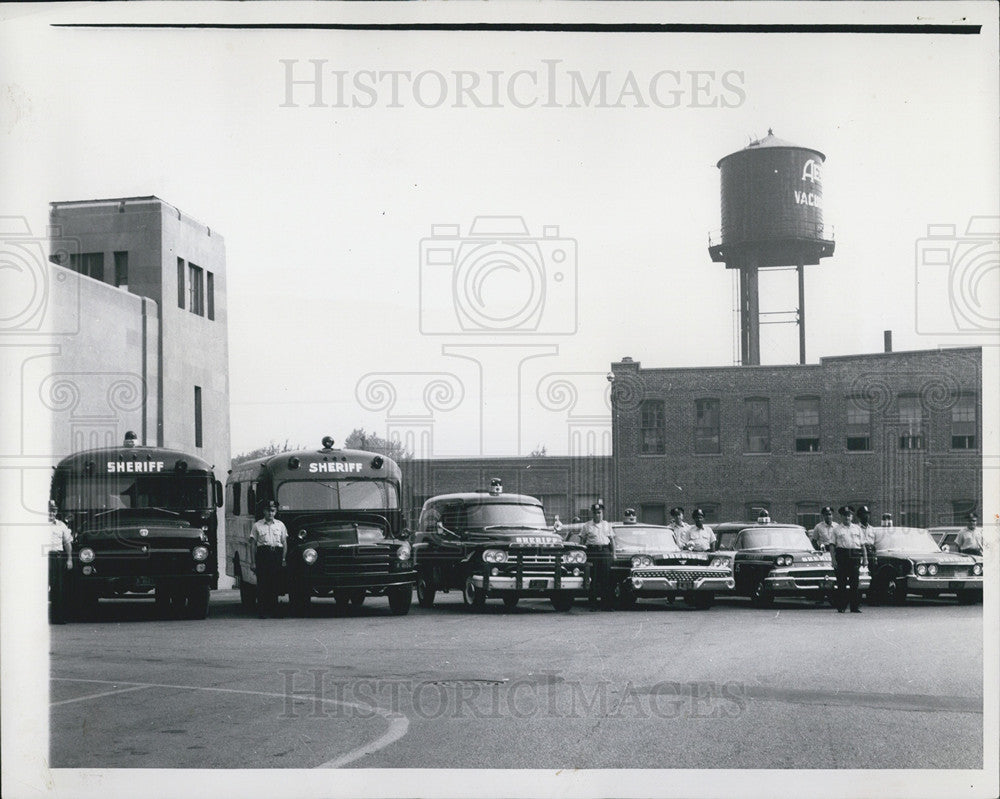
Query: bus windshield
277 479 399 511
58 474 213 511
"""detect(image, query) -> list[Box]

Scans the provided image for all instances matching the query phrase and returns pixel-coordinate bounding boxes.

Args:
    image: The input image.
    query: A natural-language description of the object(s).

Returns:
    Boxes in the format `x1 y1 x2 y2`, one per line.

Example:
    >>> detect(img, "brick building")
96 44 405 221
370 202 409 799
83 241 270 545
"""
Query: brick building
609 347 982 529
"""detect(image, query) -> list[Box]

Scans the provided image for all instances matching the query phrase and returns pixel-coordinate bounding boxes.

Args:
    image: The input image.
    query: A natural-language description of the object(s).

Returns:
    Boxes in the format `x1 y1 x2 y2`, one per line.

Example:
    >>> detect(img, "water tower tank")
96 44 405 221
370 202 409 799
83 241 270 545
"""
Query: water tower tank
709 130 834 268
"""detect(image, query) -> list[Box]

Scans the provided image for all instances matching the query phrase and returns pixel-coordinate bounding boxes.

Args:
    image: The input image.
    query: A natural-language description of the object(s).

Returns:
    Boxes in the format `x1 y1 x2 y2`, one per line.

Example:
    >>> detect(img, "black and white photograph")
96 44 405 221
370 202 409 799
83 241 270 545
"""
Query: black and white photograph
1 2 997 798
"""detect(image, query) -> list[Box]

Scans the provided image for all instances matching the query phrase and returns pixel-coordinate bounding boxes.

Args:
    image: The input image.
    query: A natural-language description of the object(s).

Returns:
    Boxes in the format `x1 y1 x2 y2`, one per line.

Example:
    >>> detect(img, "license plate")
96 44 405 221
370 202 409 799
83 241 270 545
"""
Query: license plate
677 580 694 591
528 579 547 589
135 577 154 589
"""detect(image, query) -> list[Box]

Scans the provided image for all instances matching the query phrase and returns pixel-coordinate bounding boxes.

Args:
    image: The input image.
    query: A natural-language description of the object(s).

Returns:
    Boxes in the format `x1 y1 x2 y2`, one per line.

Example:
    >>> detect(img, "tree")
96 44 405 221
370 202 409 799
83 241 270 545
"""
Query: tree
529 445 548 457
231 439 301 466
343 428 413 461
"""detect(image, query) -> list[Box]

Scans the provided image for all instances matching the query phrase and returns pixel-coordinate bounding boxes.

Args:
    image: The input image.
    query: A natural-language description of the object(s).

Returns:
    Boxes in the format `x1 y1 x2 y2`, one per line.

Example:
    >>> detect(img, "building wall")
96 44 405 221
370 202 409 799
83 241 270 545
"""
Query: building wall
610 348 982 527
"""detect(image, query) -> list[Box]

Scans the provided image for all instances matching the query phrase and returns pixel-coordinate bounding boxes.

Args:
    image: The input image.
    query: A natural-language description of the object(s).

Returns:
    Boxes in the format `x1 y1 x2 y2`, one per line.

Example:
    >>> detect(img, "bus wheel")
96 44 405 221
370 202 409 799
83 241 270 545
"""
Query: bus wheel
185 584 210 619
750 578 774 608
502 595 519 610
463 575 486 610
289 587 311 617
550 593 574 612
236 561 256 613
155 584 175 618
416 574 436 608
388 586 412 615
349 591 365 607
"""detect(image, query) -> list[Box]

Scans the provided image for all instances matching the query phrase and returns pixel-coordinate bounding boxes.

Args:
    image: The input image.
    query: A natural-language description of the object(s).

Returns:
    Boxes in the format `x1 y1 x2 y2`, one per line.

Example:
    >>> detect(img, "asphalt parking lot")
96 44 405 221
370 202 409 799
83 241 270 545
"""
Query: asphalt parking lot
47 587 985 773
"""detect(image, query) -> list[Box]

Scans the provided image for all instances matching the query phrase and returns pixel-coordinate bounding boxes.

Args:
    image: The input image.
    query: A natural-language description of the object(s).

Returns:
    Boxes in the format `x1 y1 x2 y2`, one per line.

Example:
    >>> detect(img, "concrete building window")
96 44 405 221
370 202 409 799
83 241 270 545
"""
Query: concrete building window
951 394 976 449
950 499 976 525
194 386 203 448
794 397 820 453
744 398 770 453
206 271 215 320
113 251 128 288
745 501 772 521
694 399 720 454
897 395 925 450
70 252 105 281
640 400 666 455
188 263 205 316
640 503 666 525
899 500 926 528
796 503 822 530
846 399 871 451
177 258 185 308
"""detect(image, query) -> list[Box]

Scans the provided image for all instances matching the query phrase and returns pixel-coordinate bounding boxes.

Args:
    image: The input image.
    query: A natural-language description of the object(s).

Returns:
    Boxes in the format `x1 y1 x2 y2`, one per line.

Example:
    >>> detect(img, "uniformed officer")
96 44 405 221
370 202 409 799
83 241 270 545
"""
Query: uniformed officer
955 512 983 556
48 500 73 624
832 506 866 613
667 507 687 545
622 508 638 525
577 502 616 611
810 506 837 551
676 508 715 551
856 505 878 576
250 500 287 618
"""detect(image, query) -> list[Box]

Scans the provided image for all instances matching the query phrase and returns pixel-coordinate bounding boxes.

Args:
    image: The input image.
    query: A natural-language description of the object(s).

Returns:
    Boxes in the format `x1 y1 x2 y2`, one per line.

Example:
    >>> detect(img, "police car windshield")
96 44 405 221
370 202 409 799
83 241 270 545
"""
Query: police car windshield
58 475 212 511
614 527 681 551
874 528 940 554
277 479 399 510
466 503 547 529
741 528 812 550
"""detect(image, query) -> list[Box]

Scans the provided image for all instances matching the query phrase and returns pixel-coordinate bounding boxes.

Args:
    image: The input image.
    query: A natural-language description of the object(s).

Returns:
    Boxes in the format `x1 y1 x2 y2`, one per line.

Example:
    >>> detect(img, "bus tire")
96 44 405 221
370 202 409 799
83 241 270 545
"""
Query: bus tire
550 593 574 612
388 586 412 616
185 584 210 619
349 591 365 607
502 595 519 609
289 586 311 617
236 560 257 613
463 574 486 610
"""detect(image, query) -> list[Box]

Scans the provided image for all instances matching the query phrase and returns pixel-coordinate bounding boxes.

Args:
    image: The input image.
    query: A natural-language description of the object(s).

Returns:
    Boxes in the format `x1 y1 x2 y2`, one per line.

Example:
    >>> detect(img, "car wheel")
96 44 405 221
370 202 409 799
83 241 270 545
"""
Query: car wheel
463 574 486 609
388 586 412 616
688 592 714 610
502 595 519 609
416 574 436 608
957 589 981 605
550 593 574 612
185 584 211 619
750 578 774 608
613 581 637 609
886 578 907 606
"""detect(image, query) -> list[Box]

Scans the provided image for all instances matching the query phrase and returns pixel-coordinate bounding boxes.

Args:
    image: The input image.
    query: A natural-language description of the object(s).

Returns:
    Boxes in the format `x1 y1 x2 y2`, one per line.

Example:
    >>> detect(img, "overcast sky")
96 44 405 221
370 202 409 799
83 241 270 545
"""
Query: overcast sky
2 2 998 460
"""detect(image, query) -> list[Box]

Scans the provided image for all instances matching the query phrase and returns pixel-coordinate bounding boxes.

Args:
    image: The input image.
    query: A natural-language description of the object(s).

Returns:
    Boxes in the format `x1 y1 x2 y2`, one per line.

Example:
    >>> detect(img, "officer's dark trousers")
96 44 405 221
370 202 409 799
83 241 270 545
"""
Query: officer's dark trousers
834 548 864 612
49 552 67 624
864 544 877 577
255 546 283 616
586 545 613 607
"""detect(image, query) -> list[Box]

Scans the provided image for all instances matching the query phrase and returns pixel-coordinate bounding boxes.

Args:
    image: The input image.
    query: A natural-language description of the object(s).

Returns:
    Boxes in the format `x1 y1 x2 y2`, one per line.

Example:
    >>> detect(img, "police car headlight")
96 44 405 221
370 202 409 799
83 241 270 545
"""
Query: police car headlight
483 549 506 564
915 564 928 576
303 548 318 565
631 555 653 568
972 563 983 576
778 554 794 567
297 529 307 540
565 550 584 565
396 542 412 561
192 546 209 562
710 557 731 569
927 564 938 576
79 548 95 564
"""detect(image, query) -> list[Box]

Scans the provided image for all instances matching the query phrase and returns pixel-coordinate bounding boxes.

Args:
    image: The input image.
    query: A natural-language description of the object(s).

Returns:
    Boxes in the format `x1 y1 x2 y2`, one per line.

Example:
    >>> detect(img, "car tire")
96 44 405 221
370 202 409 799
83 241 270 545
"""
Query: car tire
750 578 774 608
416 574 436 608
388 585 412 616
550 594 574 612
887 578 907 606
185 584 211 620
957 589 981 605
502 595 520 610
688 592 714 610
613 581 637 609
463 574 486 609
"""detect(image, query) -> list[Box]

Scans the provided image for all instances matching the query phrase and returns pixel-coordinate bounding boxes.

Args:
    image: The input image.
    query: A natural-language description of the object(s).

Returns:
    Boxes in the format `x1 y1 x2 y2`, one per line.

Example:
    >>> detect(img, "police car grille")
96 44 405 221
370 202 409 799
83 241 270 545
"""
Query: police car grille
930 564 972 578
502 554 559 574
788 568 832 578
634 568 728 580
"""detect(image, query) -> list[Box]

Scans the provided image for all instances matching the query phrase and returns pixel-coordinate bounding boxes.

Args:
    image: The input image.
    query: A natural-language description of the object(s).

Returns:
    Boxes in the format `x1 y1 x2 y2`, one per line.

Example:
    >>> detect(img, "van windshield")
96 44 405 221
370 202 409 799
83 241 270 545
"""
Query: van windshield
277 479 399 511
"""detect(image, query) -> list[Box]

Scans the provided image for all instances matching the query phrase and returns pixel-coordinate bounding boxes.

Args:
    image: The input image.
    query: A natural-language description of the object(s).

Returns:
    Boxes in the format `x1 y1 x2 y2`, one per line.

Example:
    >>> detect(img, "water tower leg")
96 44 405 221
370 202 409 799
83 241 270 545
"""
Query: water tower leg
797 260 806 365
739 261 760 366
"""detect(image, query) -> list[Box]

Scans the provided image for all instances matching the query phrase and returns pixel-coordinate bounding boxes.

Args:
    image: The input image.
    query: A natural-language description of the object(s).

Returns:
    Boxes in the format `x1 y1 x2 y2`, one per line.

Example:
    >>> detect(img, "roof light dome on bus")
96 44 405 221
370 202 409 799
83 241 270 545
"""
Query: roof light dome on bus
175 459 189 474
321 436 335 450
371 456 384 469
123 431 137 448
288 456 301 470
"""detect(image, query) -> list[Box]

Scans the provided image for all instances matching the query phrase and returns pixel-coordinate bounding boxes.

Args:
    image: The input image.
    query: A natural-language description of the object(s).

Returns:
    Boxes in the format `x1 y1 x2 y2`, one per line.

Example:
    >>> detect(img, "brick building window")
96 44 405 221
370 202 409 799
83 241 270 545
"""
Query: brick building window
796 502 822 530
177 258 185 308
897 395 925 450
694 399 720 454
951 394 976 449
113 251 128 288
188 263 205 316
194 386 203 448
70 252 105 281
846 399 872 451
640 400 666 455
206 271 216 320
951 499 976 525
899 500 926 528
640 503 666 526
744 398 770 453
794 396 821 453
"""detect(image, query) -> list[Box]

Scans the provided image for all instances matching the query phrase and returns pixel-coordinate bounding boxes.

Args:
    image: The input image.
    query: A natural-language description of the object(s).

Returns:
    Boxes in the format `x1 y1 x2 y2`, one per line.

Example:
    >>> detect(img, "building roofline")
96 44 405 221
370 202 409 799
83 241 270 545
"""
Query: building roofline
401 456 612 464
49 196 217 235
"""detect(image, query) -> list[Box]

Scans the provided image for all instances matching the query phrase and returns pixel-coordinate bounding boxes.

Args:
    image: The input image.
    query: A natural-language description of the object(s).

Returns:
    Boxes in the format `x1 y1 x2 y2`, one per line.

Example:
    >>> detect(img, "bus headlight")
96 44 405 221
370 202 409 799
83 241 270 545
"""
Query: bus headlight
303 548 318 565
192 546 209 561
396 542 412 561
483 549 506 564
79 548 95 564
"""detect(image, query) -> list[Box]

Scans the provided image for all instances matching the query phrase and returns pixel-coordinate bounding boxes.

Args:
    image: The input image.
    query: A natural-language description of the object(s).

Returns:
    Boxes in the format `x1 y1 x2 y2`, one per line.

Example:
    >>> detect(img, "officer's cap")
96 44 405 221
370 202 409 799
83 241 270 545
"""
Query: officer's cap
692 508 705 518
856 505 870 515
669 506 684 517
591 502 604 512
265 500 277 510
624 508 636 516
838 505 854 516
821 506 833 515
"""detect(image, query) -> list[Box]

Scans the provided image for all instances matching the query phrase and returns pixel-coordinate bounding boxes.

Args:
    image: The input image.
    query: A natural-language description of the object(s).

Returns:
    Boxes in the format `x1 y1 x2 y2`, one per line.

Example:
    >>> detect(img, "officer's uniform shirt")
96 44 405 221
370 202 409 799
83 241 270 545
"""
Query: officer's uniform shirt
668 521 688 546
676 524 715 551
873 526 894 551
810 521 837 549
579 520 615 547
251 518 288 547
859 523 877 548
49 519 73 554
956 527 984 552
833 522 865 551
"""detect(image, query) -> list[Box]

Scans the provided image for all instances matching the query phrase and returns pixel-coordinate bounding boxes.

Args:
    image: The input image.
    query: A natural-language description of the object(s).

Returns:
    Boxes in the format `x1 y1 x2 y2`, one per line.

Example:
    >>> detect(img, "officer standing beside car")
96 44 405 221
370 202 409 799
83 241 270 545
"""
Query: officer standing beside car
667 507 687 546
47 500 74 624
832 506 866 614
676 508 716 551
955 512 984 556
571 502 616 611
251 500 287 618
856 505 878 576
810 506 837 552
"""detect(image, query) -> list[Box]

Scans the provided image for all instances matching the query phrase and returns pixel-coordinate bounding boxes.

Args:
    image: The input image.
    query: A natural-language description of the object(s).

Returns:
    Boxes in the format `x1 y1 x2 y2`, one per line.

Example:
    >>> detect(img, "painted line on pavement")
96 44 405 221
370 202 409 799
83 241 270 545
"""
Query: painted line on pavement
50 684 150 706
51 676 408 767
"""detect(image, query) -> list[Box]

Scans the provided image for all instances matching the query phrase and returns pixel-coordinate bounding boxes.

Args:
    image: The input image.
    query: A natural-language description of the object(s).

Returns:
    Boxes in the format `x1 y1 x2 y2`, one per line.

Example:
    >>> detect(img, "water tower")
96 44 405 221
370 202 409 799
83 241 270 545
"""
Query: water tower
708 130 834 365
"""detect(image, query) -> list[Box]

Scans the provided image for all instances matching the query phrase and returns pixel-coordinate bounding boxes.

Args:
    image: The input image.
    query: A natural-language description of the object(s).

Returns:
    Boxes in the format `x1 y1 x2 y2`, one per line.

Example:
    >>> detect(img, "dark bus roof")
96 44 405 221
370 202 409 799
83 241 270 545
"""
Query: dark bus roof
54 445 216 474
229 446 402 482
421 492 543 507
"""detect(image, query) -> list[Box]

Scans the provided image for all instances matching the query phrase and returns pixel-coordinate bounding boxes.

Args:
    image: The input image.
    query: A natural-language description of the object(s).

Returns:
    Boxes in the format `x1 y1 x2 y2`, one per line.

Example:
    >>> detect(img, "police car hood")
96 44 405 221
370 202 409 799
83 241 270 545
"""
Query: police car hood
79 508 200 540
876 549 977 566
739 547 831 563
